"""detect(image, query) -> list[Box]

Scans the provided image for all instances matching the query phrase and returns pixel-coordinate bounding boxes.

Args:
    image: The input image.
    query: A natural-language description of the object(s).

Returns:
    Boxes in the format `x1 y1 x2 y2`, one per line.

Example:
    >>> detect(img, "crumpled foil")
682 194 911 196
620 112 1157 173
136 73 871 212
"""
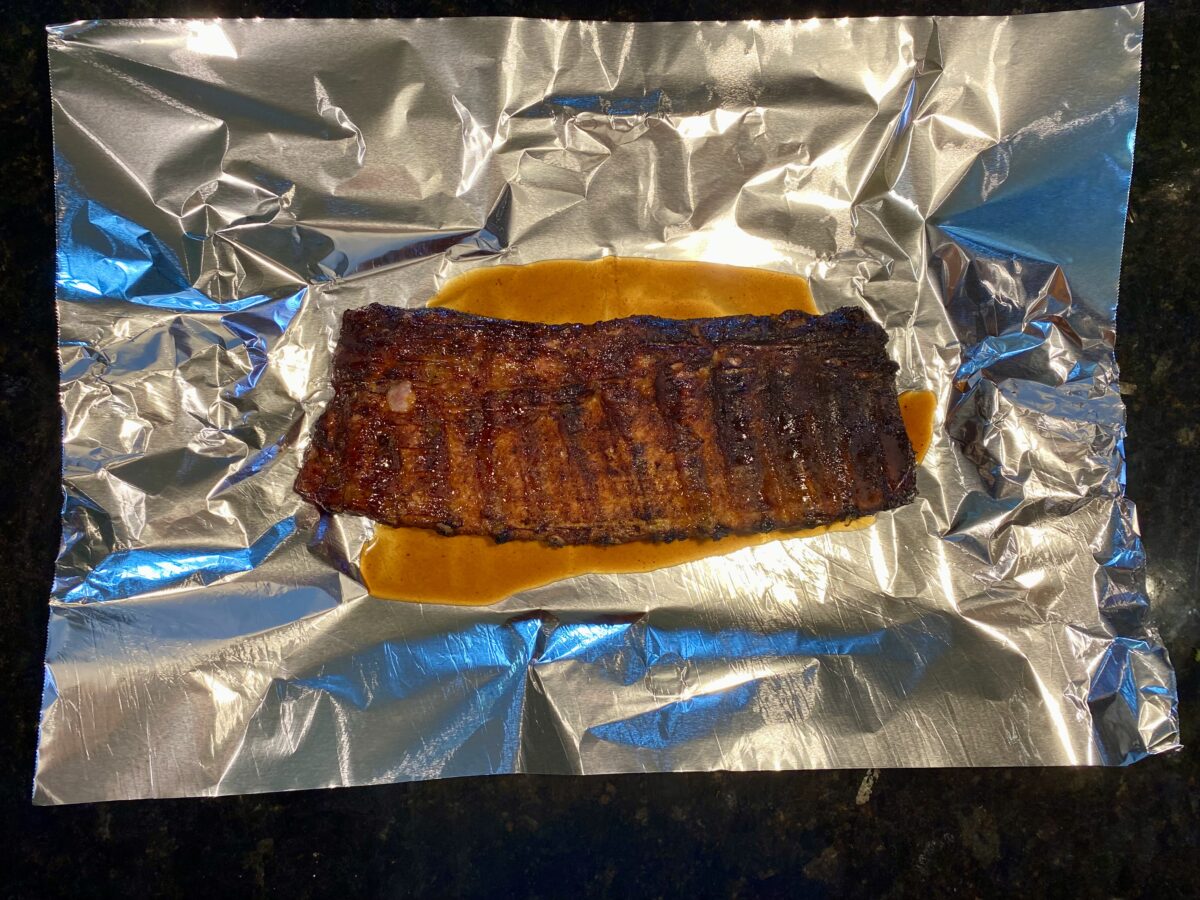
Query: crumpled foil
37 8 1178 804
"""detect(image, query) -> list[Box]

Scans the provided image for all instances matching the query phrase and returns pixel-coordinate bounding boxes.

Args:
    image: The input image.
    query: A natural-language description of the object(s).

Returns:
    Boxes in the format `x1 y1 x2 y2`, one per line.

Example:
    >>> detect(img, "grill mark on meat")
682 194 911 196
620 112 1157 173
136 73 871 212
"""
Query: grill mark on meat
848 386 887 513
475 342 506 539
742 366 782 524
762 361 815 514
597 379 655 526
554 391 601 526
684 364 739 540
512 389 555 538
419 393 454 526
591 383 645 538
653 362 714 539
711 362 771 531
529 394 580 542
633 362 692 535
295 304 917 545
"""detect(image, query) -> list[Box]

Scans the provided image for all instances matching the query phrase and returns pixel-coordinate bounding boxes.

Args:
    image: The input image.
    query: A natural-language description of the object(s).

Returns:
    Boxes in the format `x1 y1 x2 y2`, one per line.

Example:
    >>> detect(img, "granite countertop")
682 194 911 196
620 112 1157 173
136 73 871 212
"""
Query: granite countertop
2 1 1195 896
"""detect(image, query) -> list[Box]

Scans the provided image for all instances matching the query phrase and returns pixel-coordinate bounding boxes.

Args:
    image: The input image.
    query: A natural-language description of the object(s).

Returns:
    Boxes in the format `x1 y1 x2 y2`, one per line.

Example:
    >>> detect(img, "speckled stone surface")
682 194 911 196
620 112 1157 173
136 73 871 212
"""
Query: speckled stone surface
2 2 1195 897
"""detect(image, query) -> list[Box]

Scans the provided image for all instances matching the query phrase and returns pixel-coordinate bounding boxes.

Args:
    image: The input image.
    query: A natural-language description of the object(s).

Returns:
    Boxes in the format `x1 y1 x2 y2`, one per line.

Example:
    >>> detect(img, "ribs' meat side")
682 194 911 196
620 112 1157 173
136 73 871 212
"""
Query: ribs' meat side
295 304 917 546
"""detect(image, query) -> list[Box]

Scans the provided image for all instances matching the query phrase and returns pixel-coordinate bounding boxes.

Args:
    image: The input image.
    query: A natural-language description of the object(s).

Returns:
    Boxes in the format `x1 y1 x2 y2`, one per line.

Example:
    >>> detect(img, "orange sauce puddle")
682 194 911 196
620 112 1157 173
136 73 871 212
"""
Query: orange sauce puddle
360 257 935 605
898 389 936 464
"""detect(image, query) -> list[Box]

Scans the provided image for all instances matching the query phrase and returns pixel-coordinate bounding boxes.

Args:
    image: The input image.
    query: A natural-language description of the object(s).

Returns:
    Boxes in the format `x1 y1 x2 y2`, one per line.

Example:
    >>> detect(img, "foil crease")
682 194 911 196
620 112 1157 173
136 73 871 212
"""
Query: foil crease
37 8 1177 804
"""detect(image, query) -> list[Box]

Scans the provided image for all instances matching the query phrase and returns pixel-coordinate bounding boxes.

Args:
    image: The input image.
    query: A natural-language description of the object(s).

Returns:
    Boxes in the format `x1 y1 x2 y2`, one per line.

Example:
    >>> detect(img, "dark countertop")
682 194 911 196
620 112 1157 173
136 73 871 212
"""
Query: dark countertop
2 1 1195 897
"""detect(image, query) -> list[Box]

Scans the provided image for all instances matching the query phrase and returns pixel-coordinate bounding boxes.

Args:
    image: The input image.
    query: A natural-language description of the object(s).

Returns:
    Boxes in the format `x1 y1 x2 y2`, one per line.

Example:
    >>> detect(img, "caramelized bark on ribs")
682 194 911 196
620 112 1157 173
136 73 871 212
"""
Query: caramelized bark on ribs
295 304 917 545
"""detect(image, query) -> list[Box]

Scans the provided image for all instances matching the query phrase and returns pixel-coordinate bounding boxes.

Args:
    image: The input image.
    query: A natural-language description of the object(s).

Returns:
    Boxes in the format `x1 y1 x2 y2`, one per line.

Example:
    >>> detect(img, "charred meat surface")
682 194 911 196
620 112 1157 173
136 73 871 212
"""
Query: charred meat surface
295 304 917 545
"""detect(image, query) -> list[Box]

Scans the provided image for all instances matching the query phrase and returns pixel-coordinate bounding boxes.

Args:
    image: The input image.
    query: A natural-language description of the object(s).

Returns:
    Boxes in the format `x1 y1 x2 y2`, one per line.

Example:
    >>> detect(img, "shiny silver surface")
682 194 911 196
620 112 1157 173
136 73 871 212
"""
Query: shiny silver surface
37 8 1176 804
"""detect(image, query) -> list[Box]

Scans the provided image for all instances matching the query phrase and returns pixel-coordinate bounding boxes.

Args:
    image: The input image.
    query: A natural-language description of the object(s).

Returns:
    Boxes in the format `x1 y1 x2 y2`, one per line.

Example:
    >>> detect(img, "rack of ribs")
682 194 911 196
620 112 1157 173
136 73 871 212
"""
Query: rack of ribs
294 304 917 546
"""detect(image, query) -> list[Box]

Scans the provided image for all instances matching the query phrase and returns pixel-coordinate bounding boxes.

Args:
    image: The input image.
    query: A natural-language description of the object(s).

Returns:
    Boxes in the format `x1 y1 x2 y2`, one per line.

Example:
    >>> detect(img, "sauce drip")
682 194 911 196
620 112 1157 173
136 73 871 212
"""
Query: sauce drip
360 257 935 605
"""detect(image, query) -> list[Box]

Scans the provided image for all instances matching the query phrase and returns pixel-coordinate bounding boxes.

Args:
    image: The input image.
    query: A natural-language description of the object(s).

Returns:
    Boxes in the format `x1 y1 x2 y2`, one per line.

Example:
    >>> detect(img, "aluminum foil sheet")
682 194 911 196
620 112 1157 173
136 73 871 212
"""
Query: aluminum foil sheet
37 8 1178 805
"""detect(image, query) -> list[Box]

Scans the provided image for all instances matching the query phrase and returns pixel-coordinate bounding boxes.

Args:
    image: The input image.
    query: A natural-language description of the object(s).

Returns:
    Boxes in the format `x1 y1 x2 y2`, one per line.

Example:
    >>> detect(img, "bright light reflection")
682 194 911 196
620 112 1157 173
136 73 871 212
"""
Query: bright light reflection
186 21 237 59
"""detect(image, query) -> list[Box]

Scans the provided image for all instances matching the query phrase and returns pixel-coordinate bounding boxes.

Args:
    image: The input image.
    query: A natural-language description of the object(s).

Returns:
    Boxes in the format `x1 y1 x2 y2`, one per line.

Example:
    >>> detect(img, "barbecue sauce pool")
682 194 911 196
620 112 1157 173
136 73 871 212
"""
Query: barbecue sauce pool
359 257 935 605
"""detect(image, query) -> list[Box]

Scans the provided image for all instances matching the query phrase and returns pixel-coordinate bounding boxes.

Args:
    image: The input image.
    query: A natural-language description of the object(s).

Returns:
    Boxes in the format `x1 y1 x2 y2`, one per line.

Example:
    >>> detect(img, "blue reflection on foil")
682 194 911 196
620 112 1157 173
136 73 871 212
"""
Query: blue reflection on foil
57 199 184 301
294 619 540 707
219 291 305 395
59 517 296 603
591 682 758 749
1088 636 1176 765
1100 507 1145 572
521 88 667 117
282 617 951 756
1100 544 1144 572
222 319 270 395
549 618 952 748
935 146 1133 306
938 224 1056 269
54 163 289 313
540 620 637 664
956 332 1045 379
289 619 541 772
895 77 917 136
644 625 888 661
292 672 368 709
209 419 303 497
